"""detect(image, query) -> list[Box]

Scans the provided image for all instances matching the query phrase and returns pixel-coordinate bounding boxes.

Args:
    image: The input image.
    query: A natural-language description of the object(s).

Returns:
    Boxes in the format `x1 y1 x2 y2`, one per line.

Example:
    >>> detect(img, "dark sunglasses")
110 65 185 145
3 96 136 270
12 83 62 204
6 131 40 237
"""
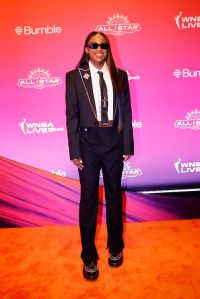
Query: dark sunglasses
87 43 109 50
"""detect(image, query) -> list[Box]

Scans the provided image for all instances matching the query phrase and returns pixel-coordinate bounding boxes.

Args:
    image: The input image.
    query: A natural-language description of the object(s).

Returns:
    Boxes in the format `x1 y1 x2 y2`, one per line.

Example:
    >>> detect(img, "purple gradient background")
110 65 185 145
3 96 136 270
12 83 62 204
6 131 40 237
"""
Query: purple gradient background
1 156 200 228
0 0 200 190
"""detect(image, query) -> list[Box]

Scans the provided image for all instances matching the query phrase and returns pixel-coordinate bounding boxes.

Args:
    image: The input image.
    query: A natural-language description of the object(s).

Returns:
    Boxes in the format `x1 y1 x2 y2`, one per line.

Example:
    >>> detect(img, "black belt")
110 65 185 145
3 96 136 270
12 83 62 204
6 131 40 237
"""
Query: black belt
94 120 114 127
79 121 116 132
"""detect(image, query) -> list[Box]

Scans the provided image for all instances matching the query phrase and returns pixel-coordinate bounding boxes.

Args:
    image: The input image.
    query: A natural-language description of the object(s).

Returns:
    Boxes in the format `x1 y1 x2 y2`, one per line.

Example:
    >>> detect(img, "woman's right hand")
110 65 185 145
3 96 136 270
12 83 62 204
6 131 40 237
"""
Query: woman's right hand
72 158 84 170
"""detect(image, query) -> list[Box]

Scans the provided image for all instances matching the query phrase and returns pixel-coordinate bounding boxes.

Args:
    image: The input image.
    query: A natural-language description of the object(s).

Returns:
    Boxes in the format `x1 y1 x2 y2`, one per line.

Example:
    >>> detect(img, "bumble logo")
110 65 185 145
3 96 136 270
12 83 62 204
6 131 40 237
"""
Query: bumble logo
173 68 200 78
15 25 62 35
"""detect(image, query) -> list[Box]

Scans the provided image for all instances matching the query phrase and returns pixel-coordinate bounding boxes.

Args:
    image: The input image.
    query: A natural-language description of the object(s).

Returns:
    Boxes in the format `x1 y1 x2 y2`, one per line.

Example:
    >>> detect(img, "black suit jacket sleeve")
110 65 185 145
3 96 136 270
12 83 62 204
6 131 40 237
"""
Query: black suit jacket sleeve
120 70 134 155
65 71 81 160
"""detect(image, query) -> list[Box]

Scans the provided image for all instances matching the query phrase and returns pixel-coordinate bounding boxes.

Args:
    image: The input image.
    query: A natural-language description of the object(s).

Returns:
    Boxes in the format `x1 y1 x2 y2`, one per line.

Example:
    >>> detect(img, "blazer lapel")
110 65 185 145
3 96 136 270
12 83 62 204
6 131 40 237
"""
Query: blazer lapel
78 64 97 119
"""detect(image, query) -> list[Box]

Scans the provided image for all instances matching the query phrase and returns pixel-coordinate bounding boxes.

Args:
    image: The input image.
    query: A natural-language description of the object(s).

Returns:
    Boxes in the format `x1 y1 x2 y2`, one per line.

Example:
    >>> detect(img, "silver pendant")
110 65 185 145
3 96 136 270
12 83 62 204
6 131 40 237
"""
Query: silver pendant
83 73 90 79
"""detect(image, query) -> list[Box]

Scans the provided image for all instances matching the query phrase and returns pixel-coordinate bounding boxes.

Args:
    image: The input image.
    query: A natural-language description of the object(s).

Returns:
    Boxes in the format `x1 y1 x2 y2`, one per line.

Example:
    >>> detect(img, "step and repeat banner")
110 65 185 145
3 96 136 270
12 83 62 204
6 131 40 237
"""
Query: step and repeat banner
0 0 200 227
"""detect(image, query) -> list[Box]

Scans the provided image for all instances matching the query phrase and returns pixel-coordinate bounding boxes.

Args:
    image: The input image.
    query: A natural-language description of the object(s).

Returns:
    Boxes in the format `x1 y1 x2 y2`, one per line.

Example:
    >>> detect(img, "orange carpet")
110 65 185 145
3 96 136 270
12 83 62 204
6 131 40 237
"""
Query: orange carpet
0 220 200 299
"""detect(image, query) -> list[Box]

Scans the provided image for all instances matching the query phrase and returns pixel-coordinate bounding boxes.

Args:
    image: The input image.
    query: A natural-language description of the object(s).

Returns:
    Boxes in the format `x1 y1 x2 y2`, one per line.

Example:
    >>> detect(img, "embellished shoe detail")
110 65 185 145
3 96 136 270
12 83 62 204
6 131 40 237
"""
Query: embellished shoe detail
83 261 99 280
108 252 123 267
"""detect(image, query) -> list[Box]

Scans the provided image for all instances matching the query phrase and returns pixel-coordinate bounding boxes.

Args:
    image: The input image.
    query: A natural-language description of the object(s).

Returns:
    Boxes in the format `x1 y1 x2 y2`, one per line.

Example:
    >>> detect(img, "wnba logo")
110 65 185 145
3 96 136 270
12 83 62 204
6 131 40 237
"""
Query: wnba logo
19 119 64 135
175 12 200 29
126 70 140 81
174 158 200 174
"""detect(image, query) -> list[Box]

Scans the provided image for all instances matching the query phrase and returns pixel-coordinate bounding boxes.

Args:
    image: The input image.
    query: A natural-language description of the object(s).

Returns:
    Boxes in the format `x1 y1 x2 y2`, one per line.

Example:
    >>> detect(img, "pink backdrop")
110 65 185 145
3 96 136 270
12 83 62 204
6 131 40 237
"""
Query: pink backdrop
0 0 200 227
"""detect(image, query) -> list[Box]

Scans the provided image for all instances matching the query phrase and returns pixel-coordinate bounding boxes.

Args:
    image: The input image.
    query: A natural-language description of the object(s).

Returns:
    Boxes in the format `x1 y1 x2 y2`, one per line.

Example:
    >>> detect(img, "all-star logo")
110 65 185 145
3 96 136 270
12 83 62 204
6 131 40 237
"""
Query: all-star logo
17 67 62 89
96 13 141 36
19 118 64 135
122 162 142 179
100 162 142 179
174 158 200 174
174 109 200 130
175 12 200 29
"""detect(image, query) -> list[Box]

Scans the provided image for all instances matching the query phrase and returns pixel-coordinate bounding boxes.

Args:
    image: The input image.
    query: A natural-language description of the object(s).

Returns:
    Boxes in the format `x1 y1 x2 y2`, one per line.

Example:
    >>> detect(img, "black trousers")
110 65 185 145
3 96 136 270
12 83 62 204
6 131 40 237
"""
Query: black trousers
78 127 124 264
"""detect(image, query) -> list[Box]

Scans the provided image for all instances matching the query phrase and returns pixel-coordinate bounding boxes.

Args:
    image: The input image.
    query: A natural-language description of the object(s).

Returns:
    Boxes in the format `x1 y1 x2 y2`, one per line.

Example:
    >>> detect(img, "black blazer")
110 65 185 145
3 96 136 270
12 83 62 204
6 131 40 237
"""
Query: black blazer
65 64 134 159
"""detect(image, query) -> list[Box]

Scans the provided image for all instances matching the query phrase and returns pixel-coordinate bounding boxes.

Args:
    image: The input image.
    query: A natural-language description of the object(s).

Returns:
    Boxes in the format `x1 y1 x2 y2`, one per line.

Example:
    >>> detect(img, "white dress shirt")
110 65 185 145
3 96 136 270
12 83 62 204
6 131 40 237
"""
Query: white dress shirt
89 61 114 121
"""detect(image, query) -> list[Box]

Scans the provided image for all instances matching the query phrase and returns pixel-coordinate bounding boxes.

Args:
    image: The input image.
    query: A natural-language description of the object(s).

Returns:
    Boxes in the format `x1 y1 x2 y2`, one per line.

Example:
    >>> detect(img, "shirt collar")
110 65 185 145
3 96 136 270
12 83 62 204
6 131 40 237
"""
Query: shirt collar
89 61 109 77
